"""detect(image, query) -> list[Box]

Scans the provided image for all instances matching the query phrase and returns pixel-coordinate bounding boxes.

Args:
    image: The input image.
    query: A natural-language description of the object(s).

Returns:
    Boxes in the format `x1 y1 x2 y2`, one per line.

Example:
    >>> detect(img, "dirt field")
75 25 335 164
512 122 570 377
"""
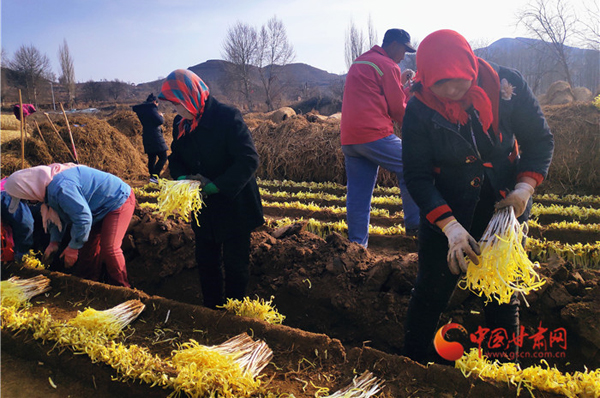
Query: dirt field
2 183 599 397
1 103 599 397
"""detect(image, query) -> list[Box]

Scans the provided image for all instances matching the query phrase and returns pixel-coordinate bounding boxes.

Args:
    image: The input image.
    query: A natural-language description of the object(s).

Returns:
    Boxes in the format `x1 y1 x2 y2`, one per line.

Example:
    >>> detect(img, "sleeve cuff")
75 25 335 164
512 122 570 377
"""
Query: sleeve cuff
517 171 544 187
426 204 452 224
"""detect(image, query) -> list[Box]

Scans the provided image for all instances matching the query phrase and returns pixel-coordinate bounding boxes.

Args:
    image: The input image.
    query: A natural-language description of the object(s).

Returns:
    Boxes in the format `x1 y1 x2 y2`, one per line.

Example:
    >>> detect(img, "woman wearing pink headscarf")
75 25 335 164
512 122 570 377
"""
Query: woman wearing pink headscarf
4 164 135 287
4 163 78 235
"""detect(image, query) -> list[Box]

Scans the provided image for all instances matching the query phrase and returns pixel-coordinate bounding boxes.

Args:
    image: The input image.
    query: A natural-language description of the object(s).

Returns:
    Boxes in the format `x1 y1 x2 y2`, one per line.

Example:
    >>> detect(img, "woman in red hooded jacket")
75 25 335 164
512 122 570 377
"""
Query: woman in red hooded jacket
401 30 554 363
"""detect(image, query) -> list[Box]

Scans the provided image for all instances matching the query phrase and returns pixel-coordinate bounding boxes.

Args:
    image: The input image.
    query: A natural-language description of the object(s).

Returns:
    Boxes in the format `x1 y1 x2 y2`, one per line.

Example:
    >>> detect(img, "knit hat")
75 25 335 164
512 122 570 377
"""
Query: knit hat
146 93 158 103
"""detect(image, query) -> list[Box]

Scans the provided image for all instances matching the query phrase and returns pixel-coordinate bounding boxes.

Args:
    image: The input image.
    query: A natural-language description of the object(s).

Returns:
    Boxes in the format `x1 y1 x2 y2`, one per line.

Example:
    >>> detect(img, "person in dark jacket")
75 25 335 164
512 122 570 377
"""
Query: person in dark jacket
158 69 264 309
401 30 554 364
1 185 35 262
132 93 169 183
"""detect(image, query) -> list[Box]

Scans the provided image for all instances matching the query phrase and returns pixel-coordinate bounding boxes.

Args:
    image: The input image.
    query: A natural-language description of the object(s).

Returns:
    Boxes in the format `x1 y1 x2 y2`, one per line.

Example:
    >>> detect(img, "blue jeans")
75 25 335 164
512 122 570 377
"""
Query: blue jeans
342 134 420 247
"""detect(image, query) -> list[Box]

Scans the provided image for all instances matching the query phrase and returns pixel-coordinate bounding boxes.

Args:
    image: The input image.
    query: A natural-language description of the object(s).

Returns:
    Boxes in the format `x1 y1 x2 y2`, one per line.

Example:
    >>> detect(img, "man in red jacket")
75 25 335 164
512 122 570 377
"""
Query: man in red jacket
341 28 420 247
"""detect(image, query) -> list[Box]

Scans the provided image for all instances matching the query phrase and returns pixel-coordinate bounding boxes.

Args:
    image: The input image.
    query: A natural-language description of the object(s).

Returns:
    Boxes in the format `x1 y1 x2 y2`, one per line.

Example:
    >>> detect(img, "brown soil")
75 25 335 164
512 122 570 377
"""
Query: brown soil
1 102 599 397
2 190 598 397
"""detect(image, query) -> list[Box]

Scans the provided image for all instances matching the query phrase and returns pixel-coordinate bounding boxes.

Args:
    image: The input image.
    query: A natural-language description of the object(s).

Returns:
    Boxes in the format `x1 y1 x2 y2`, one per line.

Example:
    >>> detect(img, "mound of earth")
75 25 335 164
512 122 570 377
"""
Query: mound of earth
125 205 600 372
3 201 596 396
3 263 557 398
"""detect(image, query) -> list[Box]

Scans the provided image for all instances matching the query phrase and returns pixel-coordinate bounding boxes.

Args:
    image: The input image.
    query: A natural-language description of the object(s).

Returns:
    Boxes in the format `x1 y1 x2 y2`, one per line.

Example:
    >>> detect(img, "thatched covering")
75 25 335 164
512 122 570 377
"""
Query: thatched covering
1 115 147 179
251 115 397 186
106 110 144 152
2 102 596 195
268 107 296 123
250 102 599 194
106 110 176 152
542 102 600 195
573 87 593 102
540 81 575 105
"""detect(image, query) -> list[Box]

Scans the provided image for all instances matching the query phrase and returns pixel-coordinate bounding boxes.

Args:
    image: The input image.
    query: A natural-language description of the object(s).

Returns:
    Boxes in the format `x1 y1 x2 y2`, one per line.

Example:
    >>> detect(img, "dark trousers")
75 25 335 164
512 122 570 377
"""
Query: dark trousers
403 182 520 363
148 151 168 178
192 228 251 309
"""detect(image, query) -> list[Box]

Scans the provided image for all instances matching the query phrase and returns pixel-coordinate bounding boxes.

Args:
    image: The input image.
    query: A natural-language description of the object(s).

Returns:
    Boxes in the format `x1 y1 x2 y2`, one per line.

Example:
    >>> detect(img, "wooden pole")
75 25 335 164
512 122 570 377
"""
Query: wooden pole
33 120 48 145
18 90 25 168
59 103 78 163
43 112 77 162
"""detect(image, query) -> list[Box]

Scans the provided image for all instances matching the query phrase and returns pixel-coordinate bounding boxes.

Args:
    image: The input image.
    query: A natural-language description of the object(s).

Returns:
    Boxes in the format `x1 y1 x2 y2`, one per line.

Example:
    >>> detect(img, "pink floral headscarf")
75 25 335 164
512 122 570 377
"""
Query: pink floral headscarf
4 163 79 232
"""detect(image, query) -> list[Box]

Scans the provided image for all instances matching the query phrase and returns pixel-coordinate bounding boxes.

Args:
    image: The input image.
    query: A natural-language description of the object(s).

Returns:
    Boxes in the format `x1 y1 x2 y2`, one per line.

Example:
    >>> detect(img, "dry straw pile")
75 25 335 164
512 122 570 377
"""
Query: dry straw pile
1 114 147 179
542 103 599 195
251 115 398 186
1 102 596 195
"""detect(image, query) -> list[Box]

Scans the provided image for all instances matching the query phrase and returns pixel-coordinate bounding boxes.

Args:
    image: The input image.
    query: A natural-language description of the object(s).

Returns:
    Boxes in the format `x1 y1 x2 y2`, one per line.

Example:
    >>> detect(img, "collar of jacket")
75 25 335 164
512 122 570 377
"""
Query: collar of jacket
431 111 460 134
132 102 154 111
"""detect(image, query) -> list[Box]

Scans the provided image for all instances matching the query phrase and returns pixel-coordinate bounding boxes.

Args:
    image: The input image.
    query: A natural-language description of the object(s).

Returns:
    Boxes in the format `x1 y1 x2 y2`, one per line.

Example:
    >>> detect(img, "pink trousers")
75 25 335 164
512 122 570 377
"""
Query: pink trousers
74 191 135 287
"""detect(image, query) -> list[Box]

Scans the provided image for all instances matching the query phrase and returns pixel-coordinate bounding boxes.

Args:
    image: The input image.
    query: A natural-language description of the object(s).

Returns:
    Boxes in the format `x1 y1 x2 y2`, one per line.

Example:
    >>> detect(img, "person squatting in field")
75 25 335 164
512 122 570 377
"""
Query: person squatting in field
401 29 554 363
132 93 169 183
340 28 421 247
158 69 264 309
4 164 135 288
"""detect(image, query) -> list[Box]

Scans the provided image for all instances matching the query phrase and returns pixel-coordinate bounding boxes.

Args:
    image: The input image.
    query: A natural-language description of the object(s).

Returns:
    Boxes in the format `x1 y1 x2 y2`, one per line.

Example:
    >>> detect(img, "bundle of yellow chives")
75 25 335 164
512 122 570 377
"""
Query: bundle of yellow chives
0 275 51 308
460 207 545 305
324 371 384 398
20 250 46 270
219 296 286 325
456 348 600 396
170 333 273 397
68 299 145 338
155 178 204 225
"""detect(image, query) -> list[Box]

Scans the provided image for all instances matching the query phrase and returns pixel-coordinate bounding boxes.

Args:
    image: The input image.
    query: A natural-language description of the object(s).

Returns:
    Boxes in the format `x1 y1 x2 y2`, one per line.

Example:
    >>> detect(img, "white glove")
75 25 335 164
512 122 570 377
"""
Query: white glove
495 182 534 217
442 220 481 275
401 69 415 86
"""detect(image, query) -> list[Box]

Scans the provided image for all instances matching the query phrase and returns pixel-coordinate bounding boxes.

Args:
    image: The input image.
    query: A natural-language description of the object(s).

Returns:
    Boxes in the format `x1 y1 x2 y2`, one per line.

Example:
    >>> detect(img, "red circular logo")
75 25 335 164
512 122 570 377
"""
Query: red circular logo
434 323 468 361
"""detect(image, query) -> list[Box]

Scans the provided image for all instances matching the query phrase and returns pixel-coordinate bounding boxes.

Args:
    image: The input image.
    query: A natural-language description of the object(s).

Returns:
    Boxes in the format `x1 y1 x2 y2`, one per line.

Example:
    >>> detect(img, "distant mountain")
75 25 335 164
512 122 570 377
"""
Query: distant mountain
186 60 344 108
5 37 594 110
474 37 599 94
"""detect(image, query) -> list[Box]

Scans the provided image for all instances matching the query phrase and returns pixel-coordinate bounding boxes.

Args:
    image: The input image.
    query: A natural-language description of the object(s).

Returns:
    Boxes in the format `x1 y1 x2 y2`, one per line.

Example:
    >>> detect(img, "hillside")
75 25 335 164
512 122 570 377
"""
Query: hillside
1 38 597 111
113 37 600 109
475 37 599 94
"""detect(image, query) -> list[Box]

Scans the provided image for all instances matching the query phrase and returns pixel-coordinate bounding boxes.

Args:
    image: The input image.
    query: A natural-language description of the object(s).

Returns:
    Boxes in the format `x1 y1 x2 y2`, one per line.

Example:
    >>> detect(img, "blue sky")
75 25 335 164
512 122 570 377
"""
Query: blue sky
0 0 589 84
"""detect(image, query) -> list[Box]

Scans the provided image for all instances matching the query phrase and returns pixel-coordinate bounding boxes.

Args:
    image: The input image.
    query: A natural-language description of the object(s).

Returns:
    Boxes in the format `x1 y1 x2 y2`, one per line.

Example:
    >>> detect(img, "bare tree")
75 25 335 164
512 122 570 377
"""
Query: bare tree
577 0 600 49
367 15 378 48
255 16 295 111
345 19 366 70
58 39 76 108
222 21 259 110
80 80 107 103
7 44 54 106
0 48 8 67
516 0 577 86
107 79 130 100
1 48 10 103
